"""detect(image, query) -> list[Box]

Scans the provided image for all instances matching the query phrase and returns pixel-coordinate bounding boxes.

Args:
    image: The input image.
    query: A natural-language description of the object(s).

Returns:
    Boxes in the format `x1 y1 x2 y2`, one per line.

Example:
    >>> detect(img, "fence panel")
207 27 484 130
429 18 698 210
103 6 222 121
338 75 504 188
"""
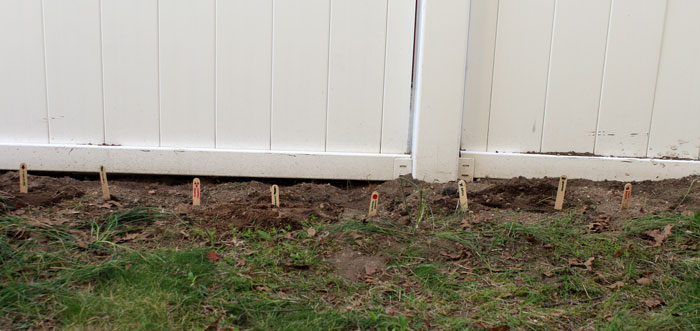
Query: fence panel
647 0 700 160
462 0 699 161
0 0 48 144
44 0 104 144
102 0 160 147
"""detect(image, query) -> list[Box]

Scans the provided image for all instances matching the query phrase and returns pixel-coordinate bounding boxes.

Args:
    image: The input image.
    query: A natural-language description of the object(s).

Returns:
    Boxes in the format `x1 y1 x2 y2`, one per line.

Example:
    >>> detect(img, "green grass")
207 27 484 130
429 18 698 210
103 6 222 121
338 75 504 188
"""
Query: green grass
1 206 699 330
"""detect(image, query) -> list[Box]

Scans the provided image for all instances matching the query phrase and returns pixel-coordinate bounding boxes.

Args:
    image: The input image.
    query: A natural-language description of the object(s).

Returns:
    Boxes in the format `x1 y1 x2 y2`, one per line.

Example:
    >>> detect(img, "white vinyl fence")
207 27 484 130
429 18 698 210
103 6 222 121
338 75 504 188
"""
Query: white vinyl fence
462 0 700 159
0 0 416 180
2 0 700 182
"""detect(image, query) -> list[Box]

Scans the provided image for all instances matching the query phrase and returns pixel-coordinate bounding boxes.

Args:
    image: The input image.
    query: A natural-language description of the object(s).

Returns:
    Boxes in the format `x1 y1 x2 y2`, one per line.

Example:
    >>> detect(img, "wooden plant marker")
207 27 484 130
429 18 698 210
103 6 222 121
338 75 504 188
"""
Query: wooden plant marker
621 183 632 210
19 163 28 193
458 180 468 211
99 166 111 200
368 191 379 217
193 178 201 206
554 175 568 210
271 185 280 207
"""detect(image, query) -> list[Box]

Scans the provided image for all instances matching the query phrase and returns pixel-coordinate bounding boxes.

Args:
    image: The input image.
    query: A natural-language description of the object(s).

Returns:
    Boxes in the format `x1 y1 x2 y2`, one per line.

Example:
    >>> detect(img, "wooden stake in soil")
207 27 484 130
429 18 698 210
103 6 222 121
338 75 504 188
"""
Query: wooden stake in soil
458 180 468 211
271 185 280 207
368 191 379 217
621 183 632 210
19 163 28 194
192 178 201 206
99 166 110 200
554 175 568 210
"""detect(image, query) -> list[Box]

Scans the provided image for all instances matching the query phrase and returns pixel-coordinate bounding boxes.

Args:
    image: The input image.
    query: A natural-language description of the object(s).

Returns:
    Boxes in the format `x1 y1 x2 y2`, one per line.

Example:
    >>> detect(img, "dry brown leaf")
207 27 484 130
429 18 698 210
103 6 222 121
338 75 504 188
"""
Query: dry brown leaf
569 257 595 271
307 228 316 238
349 231 363 240
460 218 472 229
636 277 653 285
644 224 673 247
283 232 293 240
607 281 625 290
681 210 694 217
120 232 140 242
642 298 663 309
489 326 511 331
680 243 698 250
543 271 554 278
58 209 80 216
364 265 379 276
440 251 462 260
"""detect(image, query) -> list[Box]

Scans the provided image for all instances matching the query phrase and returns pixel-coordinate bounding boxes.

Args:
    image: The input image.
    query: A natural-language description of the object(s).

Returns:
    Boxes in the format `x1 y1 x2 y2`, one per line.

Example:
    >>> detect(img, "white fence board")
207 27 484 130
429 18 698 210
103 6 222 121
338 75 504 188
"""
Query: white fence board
0 0 48 144
461 0 499 152
595 0 667 157
462 151 700 182
326 0 387 153
541 0 611 153
43 0 104 144
0 144 411 181
216 0 273 150
271 0 330 152
101 0 160 147
487 0 555 153
380 0 415 154
647 0 700 160
412 0 471 182
159 0 216 148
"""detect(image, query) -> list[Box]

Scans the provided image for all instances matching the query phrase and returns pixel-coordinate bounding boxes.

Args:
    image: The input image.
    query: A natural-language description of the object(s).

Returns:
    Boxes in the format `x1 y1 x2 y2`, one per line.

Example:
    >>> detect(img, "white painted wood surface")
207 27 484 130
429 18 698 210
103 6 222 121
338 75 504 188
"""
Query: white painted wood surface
595 0 667 157
647 0 700 160
43 0 104 144
216 0 272 150
159 0 216 148
0 0 48 143
487 0 555 153
461 0 499 152
462 151 700 182
0 144 411 181
271 0 330 152
412 0 471 182
461 0 697 161
380 0 416 154
326 0 388 153
101 0 160 147
541 0 611 153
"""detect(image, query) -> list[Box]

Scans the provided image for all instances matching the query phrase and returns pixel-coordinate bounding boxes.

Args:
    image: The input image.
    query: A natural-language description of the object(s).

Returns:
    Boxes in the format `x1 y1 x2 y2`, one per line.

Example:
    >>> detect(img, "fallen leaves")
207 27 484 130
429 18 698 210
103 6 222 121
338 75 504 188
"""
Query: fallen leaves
587 217 611 233
680 243 698 250
364 265 379 276
569 257 595 271
644 224 673 247
641 298 663 309
607 281 625 290
636 277 653 285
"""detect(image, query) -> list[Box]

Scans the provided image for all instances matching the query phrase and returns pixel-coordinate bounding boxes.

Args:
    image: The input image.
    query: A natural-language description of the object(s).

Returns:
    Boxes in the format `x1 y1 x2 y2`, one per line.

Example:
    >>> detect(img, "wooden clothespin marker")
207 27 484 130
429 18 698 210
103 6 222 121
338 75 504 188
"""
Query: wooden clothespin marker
99 166 111 200
554 175 568 210
368 191 379 217
271 185 280 207
192 178 201 206
621 183 632 210
458 180 468 211
19 163 28 194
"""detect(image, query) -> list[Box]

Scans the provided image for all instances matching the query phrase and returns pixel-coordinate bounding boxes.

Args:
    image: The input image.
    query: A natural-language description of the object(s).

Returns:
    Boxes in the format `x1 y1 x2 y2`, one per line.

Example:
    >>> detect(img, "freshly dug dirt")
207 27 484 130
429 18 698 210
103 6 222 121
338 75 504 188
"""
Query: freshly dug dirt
1 171 699 234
